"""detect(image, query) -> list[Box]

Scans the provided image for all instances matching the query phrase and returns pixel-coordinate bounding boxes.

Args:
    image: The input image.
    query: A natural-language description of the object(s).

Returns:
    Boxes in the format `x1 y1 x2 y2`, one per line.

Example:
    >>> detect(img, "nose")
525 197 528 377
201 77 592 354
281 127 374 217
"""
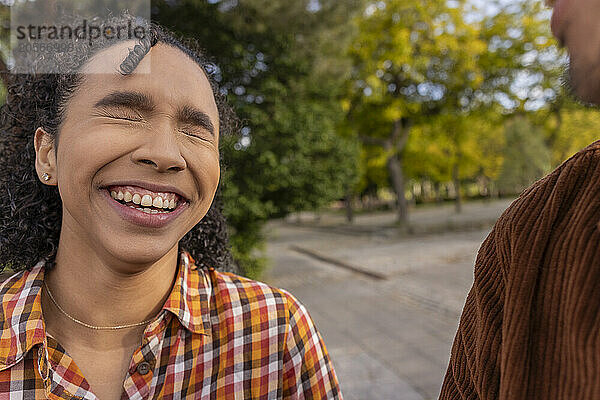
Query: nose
131 123 186 172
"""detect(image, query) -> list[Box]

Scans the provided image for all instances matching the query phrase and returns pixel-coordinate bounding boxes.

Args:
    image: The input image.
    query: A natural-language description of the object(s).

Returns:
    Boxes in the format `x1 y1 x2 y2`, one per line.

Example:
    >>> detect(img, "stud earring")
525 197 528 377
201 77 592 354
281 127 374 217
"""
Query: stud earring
42 173 50 181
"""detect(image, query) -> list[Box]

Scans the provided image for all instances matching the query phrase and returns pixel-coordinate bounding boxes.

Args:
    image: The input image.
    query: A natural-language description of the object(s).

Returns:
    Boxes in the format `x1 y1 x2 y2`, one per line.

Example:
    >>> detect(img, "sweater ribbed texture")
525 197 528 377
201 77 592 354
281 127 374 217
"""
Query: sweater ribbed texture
440 140 600 400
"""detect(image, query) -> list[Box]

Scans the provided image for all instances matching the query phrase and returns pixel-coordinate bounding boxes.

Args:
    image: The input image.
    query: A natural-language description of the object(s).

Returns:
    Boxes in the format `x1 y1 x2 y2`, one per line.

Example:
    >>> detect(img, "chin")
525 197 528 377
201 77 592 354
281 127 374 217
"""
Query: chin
104 240 179 272
567 59 600 105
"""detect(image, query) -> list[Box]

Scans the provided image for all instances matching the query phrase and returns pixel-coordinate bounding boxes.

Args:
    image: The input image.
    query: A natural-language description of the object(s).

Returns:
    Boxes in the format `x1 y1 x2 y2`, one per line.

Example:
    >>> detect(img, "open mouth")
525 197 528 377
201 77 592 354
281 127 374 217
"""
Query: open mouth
105 185 186 214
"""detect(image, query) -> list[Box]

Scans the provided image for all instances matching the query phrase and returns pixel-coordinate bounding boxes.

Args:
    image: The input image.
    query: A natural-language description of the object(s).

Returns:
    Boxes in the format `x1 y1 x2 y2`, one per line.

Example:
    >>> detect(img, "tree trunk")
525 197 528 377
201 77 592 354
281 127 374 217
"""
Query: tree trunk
343 191 354 223
409 182 416 206
490 181 499 199
453 163 462 213
359 118 412 226
481 175 492 201
387 152 408 225
434 181 443 203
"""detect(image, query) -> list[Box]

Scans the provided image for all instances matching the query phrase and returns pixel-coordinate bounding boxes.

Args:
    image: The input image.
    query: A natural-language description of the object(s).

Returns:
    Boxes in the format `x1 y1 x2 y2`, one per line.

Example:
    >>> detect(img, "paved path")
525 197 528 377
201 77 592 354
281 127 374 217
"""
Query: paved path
262 199 514 400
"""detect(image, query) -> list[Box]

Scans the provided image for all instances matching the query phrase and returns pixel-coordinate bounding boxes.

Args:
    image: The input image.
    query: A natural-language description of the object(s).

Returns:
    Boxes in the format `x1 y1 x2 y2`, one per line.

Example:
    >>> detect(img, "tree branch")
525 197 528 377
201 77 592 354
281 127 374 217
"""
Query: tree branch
359 135 385 146
391 117 412 151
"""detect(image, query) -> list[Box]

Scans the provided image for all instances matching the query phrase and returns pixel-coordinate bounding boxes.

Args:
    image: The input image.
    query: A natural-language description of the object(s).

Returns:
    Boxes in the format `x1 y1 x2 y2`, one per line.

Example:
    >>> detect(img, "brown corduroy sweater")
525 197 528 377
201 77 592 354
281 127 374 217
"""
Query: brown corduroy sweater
439 140 600 400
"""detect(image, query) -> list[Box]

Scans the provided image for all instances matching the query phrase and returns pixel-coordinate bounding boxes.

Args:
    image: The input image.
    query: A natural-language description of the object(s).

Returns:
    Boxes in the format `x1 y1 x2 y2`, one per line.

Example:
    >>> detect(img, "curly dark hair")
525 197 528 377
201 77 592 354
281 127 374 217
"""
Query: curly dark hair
0 13 238 273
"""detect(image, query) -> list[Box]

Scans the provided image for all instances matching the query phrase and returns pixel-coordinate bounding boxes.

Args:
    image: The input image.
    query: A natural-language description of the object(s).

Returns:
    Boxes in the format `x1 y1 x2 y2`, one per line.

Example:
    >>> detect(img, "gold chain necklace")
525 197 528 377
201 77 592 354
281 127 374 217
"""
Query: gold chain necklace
43 281 154 330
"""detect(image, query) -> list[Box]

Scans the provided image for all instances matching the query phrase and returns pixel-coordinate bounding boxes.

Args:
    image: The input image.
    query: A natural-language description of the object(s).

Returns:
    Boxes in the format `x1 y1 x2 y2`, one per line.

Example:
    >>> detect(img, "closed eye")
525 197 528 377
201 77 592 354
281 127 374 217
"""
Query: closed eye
93 107 145 122
179 126 213 141
109 115 144 122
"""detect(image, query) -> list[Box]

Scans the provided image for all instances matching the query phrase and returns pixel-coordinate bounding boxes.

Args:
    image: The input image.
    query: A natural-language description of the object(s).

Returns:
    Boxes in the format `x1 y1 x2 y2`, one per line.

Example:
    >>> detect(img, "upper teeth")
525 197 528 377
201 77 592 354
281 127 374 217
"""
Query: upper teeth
110 190 177 209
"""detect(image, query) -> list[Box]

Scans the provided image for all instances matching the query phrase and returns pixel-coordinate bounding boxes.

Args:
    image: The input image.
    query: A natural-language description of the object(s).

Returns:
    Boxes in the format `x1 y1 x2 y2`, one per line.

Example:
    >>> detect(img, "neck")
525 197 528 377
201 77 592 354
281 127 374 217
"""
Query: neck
42 225 179 349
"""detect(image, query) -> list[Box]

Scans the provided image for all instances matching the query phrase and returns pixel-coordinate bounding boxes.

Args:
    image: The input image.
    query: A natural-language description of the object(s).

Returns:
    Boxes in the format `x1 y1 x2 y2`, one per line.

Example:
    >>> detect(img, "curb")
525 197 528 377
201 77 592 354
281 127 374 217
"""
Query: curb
289 245 387 281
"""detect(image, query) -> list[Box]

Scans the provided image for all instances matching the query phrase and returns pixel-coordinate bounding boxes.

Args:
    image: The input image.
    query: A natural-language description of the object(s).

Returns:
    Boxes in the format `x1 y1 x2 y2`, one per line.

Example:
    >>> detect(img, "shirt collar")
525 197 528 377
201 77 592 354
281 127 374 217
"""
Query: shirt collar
0 250 212 369
161 251 212 335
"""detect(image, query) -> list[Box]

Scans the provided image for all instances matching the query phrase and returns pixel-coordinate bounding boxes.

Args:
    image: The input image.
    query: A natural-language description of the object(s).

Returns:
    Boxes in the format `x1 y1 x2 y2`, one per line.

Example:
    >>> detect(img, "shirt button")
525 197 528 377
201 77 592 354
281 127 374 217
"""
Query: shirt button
137 362 151 375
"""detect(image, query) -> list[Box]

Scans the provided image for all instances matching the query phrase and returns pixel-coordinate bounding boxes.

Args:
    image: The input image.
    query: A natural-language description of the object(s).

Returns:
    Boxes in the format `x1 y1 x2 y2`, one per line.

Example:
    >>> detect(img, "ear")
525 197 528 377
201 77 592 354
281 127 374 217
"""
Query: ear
33 127 57 185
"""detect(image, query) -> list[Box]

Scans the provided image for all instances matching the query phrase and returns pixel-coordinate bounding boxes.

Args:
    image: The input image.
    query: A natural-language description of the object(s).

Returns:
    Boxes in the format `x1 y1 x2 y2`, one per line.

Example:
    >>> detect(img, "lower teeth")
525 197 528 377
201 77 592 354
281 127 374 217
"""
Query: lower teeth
126 204 171 214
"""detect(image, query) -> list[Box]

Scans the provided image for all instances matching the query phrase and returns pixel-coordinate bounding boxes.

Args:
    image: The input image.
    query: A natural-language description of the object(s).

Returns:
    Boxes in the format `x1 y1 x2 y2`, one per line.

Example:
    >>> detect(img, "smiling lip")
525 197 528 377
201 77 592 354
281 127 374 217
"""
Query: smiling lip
101 188 189 228
100 180 189 202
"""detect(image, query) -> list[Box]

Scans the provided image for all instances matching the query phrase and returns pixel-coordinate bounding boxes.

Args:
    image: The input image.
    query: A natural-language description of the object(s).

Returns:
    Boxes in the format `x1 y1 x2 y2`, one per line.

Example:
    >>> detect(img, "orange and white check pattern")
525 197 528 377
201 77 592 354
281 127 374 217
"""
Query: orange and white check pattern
0 251 342 399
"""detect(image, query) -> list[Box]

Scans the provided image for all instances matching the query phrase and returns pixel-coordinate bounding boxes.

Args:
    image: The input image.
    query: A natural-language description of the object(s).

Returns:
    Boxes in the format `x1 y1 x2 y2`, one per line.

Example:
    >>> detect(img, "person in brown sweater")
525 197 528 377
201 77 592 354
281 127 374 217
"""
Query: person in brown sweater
439 0 600 399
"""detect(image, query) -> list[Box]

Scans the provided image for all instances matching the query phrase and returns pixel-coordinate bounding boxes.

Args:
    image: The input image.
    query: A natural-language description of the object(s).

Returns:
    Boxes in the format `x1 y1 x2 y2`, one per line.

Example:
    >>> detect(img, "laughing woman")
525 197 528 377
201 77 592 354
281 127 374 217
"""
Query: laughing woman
0 16 342 399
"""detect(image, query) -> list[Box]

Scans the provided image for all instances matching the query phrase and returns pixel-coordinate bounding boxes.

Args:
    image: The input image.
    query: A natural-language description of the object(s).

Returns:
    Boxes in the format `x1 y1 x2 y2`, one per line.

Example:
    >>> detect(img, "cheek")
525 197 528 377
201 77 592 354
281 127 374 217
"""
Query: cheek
55 130 132 198
199 153 221 187
58 125 131 164
187 148 221 198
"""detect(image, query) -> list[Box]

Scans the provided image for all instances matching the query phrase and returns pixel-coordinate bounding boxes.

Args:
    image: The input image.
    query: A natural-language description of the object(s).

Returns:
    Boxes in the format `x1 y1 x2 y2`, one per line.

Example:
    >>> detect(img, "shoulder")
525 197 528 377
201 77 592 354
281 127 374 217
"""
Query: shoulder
0 265 44 368
0 264 44 323
200 272 342 397
209 270 305 312
0 272 17 286
0 270 28 328
498 139 600 222
204 271 320 352
207 270 307 322
489 140 600 268
0 269 32 301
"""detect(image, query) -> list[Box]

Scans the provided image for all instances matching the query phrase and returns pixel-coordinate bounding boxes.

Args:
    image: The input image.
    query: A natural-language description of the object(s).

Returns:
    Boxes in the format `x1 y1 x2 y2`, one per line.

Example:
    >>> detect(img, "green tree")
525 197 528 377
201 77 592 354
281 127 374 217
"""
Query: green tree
532 98 600 166
153 0 361 277
347 0 572 215
497 115 551 195
346 0 495 218
478 0 563 113
404 110 505 202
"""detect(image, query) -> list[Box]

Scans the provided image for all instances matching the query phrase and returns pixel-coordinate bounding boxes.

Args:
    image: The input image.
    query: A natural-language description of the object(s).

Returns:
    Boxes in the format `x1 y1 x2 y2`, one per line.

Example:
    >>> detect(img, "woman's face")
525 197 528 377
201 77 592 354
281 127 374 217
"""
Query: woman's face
46 42 221 269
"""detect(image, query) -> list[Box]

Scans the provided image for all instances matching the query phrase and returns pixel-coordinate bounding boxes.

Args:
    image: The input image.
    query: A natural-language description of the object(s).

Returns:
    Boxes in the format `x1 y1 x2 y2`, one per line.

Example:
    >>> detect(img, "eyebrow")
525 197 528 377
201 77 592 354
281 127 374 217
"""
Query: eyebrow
93 91 155 112
93 91 216 137
177 105 216 137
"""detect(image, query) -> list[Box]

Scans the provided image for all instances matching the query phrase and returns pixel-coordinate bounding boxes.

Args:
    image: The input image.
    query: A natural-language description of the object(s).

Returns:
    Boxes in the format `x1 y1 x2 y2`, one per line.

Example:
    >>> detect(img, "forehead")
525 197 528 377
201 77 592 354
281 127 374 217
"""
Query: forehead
74 41 218 125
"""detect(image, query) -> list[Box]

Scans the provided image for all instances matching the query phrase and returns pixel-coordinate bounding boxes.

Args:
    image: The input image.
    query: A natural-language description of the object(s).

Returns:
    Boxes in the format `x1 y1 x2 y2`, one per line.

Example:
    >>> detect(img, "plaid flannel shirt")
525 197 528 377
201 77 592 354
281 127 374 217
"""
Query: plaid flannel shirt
0 251 342 399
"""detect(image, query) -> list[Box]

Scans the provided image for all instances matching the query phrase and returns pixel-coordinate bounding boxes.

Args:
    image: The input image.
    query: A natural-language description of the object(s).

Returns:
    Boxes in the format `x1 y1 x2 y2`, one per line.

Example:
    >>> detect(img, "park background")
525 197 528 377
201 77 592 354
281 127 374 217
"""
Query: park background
151 0 596 280
1 0 598 398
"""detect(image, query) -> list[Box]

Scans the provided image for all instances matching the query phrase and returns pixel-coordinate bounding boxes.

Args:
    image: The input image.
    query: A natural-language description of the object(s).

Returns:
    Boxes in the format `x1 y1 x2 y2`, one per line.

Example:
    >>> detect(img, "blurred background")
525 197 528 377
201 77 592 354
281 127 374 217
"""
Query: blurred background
2 0 599 398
